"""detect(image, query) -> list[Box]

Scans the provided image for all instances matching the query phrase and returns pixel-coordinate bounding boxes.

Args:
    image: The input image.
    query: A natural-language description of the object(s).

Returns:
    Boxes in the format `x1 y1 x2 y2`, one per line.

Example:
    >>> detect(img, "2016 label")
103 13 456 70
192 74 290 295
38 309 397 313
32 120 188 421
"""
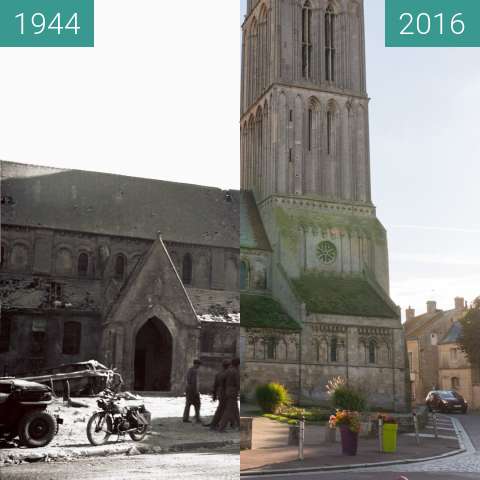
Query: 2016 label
399 12 465 36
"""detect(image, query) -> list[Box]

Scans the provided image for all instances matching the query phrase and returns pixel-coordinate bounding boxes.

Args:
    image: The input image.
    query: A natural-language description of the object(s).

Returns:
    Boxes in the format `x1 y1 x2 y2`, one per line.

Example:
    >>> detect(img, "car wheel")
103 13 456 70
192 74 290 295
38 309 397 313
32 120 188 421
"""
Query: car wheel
18 410 57 448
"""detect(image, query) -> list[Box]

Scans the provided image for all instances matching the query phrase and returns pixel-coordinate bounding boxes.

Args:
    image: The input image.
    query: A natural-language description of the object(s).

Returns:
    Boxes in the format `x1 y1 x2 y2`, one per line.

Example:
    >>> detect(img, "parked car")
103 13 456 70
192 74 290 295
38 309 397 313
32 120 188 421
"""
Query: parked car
426 390 468 413
19 360 115 397
0 378 63 447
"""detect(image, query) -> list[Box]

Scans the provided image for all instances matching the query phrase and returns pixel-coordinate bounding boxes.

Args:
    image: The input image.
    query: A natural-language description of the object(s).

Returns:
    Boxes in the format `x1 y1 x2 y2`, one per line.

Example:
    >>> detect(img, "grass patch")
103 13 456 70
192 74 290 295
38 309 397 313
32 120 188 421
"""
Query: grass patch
263 406 331 425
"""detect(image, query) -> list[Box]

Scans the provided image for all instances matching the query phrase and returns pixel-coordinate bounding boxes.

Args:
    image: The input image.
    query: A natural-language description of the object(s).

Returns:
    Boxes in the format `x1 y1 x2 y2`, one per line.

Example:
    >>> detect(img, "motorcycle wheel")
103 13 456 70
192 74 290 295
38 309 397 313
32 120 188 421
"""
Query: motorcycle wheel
129 425 148 442
18 410 57 448
87 412 112 446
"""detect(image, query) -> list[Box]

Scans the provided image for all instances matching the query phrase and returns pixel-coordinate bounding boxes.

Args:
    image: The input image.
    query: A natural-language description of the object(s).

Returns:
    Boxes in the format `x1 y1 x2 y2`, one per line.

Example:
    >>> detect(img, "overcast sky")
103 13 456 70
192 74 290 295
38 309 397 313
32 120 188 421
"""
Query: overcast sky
0 1 478 318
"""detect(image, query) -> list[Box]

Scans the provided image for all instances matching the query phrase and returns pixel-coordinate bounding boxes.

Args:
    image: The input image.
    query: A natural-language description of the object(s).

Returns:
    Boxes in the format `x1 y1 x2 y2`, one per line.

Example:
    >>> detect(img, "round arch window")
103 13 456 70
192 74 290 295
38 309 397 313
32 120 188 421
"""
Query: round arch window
316 241 337 264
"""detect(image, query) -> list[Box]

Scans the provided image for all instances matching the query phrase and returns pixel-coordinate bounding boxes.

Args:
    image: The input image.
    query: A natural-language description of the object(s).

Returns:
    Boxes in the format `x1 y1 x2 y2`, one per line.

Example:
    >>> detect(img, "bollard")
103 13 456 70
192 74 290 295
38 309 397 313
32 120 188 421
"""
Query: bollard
433 413 438 439
378 416 383 452
413 412 420 446
298 415 305 461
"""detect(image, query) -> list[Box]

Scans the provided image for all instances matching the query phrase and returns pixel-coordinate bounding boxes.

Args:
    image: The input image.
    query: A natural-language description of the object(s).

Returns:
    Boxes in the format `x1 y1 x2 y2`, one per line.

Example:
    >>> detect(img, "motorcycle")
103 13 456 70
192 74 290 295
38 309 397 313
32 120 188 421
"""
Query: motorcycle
86 389 151 446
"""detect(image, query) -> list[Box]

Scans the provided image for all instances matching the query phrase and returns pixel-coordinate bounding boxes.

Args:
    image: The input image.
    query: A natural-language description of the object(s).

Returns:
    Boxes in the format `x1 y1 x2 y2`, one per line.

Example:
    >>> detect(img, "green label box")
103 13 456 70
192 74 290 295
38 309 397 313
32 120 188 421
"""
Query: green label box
0 0 94 47
386 0 480 47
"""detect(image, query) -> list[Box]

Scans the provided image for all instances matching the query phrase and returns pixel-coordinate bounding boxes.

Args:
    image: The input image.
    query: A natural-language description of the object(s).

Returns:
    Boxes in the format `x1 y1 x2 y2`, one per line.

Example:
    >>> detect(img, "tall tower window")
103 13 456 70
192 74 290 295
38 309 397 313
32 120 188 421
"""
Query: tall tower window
325 5 336 82
327 110 333 154
302 1 313 79
308 108 313 151
114 254 126 280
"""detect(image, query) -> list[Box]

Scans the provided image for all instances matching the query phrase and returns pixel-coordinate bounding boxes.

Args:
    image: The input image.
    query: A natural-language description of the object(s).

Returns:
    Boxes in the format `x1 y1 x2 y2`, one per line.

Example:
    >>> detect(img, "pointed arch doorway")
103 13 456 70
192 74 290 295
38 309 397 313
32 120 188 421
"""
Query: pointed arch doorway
134 317 172 391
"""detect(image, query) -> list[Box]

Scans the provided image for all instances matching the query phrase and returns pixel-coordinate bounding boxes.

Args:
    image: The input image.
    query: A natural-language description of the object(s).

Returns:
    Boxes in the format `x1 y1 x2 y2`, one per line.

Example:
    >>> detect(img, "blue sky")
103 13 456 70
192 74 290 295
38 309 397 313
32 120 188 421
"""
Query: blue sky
240 1 480 317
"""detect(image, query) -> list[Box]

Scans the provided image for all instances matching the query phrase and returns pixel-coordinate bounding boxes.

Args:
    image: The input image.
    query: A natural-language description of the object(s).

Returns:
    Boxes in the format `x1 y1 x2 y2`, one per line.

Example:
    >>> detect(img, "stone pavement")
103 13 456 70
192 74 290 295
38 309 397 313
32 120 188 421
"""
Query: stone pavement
0 395 239 465
241 415 461 473
361 414 480 475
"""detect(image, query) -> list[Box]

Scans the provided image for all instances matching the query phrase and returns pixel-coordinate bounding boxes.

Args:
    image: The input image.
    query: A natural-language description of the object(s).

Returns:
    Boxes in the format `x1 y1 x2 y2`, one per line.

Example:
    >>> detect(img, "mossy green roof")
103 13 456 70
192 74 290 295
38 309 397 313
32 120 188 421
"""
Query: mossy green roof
241 294 301 330
291 273 398 319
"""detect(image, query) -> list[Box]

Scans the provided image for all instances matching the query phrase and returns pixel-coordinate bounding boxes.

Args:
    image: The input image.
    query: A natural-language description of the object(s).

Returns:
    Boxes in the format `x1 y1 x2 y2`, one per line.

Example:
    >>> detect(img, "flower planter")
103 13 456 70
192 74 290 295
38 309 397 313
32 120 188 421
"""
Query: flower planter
339 425 358 456
382 423 398 453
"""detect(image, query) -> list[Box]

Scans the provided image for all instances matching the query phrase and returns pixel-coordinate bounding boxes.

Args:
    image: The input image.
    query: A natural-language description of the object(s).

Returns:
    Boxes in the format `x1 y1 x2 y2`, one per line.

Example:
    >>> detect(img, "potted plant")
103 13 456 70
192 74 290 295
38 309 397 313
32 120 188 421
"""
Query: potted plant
329 410 361 456
379 414 399 453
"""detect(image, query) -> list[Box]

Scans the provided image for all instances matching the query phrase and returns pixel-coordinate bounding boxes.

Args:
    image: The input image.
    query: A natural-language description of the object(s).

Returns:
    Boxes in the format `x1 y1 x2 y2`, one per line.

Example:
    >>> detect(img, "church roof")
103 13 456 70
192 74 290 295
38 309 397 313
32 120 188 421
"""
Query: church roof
240 191 271 251
291 273 399 319
439 321 463 345
240 293 301 330
1 161 239 249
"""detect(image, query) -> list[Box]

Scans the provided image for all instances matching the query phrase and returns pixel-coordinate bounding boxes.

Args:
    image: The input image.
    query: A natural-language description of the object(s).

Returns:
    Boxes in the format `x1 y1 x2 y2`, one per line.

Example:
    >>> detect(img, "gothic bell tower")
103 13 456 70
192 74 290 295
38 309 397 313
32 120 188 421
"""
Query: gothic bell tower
241 0 391 293
242 0 370 203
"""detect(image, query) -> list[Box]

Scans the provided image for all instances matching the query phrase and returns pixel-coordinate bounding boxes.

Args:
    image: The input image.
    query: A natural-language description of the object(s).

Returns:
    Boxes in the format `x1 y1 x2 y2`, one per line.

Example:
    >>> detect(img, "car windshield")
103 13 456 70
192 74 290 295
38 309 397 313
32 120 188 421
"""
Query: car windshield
438 391 457 400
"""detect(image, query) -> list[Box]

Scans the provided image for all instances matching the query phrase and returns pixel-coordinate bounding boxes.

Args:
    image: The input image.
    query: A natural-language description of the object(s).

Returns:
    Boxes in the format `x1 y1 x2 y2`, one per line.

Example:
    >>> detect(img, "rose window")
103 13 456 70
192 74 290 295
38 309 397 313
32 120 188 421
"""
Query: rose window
316 241 337 264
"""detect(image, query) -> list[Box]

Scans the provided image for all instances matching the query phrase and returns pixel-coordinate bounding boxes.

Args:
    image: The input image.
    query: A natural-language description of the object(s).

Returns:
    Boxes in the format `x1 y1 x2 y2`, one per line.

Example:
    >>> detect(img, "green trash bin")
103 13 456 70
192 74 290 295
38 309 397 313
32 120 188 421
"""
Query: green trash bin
382 423 398 453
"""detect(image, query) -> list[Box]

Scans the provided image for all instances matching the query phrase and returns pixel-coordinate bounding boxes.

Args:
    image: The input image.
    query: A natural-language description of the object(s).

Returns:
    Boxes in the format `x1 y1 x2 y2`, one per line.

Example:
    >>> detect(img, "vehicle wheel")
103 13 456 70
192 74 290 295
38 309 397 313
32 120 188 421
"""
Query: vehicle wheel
129 424 148 442
18 410 57 448
87 413 112 446
462 408 468 414
427 404 433 412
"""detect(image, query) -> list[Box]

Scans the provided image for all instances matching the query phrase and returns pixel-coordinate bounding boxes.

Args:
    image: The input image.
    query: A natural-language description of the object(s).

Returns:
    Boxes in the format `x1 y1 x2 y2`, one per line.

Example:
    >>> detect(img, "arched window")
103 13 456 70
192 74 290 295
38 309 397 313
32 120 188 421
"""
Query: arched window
330 337 338 362
327 110 333 154
182 253 193 285
77 253 89 277
325 4 336 82
308 108 313 151
114 254 126 279
63 321 82 355
451 377 460 390
240 260 249 290
302 1 313 79
265 337 276 360
368 339 377 364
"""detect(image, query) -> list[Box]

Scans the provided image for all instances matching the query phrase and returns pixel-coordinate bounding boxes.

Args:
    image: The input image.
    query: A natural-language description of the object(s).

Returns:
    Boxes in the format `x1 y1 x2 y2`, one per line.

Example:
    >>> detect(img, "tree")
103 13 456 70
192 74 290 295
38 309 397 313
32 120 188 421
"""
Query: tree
459 298 480 370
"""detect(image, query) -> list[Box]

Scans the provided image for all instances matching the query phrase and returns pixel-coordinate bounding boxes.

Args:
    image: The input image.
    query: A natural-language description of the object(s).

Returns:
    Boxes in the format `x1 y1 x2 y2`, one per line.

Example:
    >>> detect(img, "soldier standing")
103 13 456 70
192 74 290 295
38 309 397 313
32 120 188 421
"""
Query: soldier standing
183 359 202 423
206 359 230 430
217 358 240 432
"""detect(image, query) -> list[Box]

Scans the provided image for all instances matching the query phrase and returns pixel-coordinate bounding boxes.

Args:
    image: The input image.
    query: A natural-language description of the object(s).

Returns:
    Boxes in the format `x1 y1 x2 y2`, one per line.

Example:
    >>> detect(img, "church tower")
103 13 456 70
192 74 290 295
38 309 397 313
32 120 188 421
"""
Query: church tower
241 0 390 292
240 0 409 411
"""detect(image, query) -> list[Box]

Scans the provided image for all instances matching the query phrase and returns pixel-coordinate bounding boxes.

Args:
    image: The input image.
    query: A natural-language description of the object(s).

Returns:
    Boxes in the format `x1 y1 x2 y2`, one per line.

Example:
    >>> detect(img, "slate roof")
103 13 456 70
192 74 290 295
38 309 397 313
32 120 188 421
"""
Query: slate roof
0 161 239 249
240 293 301 330
404 309 455 339
291 273 399 319
240 191 271 251
439 321 463 345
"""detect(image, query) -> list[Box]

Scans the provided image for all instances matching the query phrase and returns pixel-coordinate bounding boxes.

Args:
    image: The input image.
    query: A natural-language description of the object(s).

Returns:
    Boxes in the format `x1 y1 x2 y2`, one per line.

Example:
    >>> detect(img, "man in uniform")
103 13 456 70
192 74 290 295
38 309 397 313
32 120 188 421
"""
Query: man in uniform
183 359 202 423
206 358 230 430
217 357 240 432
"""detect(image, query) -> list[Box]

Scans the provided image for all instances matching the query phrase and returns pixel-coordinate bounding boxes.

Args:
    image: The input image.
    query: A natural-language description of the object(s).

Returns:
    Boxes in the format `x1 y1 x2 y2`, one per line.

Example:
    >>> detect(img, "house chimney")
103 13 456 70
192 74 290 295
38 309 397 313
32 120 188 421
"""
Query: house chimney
405 306 415 322
427 301 437 314
455 297 466 311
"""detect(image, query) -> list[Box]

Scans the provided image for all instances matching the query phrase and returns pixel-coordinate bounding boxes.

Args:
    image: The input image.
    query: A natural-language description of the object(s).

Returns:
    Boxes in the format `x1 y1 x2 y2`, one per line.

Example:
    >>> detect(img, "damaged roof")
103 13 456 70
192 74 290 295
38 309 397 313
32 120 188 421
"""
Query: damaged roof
240 191 271 251
1 161 239 249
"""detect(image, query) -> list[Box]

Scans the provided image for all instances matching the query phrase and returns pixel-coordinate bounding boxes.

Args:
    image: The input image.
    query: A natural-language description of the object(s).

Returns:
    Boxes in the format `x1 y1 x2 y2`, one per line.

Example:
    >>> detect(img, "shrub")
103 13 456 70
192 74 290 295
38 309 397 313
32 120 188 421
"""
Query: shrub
326 376 366 412
255 383 291 414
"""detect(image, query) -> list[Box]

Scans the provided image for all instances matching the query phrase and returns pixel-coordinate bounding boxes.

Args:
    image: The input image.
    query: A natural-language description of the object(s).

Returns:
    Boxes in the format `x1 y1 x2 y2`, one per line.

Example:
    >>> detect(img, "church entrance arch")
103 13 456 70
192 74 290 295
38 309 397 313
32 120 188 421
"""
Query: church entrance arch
134 317 172 391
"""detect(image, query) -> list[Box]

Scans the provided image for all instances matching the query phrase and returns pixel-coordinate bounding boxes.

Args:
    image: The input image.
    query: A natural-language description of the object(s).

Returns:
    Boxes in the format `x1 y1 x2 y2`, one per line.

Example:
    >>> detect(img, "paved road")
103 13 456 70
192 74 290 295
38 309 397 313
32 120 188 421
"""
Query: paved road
242 413 480 480
0 449 240 480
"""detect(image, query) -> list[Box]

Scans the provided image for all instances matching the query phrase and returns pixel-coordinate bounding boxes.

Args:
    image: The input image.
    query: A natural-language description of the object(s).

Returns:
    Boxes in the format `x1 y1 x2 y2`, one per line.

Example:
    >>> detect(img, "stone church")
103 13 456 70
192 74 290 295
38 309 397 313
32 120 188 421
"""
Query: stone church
240 0 409 410
0 162 239 393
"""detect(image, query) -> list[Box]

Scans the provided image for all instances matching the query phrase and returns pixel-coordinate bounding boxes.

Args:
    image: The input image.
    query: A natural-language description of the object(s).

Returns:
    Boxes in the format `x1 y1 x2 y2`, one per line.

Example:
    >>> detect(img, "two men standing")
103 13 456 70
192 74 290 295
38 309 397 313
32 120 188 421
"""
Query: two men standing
182 358 240 431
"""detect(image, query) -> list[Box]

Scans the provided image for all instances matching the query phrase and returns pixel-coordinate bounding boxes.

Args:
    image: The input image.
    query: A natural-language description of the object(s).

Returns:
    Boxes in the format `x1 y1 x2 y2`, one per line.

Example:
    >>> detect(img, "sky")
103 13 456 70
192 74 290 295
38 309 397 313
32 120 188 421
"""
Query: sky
0 1 478 318
239 0 480 318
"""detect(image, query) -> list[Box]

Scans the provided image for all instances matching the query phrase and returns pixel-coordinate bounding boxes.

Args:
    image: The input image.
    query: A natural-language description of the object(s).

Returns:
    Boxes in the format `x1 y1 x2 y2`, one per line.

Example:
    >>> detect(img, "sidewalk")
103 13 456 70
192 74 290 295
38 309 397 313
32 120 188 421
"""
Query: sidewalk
0 395 239 465
240 416 461 473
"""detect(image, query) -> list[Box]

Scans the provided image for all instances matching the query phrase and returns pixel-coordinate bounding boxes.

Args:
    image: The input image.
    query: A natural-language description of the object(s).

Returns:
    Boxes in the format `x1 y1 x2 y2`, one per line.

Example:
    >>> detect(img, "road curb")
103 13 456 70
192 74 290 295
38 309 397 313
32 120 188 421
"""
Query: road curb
1 439 240 465
240 447 465 476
